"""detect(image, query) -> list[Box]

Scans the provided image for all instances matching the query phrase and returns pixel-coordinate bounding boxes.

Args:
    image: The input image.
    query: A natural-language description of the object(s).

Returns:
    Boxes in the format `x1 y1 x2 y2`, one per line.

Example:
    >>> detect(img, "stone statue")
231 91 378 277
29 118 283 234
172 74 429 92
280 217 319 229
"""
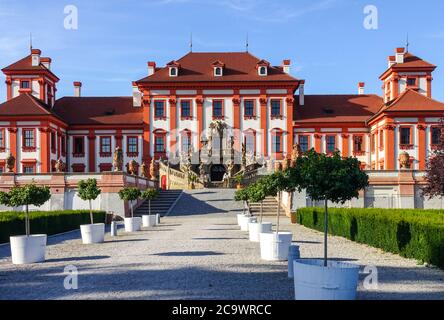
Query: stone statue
113 146 123 172
290 144 302 167
241 142 247 169
275 161 283 172
54 158 65 173
140 162 147 178
128 159 139 175
6 154 15 173
399 151 411 169
226 160 234 178
150 158 158 181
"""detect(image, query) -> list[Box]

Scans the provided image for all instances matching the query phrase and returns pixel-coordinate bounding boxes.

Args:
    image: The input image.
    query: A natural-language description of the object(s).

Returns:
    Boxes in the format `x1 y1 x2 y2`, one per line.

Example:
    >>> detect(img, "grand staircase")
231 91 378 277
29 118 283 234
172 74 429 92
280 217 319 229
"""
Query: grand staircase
248 196 285 217
134 190 182 217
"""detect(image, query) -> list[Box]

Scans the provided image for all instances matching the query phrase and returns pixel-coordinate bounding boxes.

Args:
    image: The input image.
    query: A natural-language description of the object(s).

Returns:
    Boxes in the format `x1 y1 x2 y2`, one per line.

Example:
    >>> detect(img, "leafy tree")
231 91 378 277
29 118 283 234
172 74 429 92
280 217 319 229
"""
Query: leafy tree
2 184 51 236
118 187 141 218
234 188 249 215
424 120 444 199
78 179 101 225
295 150 369 266
247 181 267 223
141 188 159 216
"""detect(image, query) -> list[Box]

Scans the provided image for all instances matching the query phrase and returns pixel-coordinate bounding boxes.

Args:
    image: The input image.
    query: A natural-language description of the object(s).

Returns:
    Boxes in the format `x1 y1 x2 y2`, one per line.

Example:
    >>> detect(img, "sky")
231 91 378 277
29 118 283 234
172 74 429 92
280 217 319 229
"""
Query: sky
0 0 444 102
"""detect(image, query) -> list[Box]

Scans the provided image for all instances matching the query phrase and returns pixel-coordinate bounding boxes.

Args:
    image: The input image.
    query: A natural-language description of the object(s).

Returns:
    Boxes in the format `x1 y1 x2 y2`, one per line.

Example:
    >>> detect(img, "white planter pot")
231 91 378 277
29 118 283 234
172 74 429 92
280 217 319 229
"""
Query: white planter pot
240 216 256 232
10 235 47 264
124 217 142 232
142 215 157 227
237 214 246 226
156 214 160 225
259 232 293 261
293 259 360 300
80 223 105 244
248 222 272 242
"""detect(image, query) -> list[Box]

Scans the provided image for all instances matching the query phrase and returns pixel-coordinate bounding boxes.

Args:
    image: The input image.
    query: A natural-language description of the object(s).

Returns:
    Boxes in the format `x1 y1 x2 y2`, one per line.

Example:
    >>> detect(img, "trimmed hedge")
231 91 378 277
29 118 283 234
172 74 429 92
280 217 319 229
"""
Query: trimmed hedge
0 210 107 244
296 207 444 269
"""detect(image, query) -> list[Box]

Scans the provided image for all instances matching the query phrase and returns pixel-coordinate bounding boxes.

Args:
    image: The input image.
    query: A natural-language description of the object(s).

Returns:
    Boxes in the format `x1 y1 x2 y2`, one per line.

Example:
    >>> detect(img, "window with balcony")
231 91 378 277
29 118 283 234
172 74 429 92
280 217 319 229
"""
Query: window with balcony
22 129 35 151
127 136 138 157
212 100 224 119
100 136 112 157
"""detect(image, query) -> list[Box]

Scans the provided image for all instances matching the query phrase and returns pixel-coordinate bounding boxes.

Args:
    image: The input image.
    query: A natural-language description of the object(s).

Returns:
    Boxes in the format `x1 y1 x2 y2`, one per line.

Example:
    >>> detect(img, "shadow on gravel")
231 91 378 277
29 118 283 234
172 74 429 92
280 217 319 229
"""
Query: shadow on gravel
153 251 224 257
205 228 240 231
192 237 246 240
292 240 322 244
45 255 110 263
106 239 149 243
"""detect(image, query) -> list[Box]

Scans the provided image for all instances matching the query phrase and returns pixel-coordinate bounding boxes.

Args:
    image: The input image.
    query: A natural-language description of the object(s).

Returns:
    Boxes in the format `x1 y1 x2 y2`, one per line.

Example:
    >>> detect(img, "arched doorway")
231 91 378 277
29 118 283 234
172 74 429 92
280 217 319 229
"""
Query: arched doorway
210 164 226 182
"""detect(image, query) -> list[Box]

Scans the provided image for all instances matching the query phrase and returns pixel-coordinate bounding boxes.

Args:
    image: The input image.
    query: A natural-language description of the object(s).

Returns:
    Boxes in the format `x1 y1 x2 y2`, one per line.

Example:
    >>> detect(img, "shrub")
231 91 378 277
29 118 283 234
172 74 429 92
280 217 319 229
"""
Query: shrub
296 207 444 268
0 210 107 243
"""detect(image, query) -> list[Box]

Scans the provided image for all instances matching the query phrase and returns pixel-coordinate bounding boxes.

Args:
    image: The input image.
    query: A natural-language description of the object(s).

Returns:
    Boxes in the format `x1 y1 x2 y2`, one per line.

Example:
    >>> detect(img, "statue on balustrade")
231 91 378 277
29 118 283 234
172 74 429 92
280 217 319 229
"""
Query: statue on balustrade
113 146 123 172
55 158 66 173
6 154 15 173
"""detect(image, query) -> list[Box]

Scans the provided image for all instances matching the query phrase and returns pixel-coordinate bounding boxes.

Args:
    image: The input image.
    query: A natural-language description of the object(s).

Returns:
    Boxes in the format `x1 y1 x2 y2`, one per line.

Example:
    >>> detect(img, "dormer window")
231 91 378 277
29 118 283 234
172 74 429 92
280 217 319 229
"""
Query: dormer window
169 67 178 77
256 59 270 76
20 81 30 89
259 66 267 76
211 60 225 77
166 60 180 77
407 77 417 87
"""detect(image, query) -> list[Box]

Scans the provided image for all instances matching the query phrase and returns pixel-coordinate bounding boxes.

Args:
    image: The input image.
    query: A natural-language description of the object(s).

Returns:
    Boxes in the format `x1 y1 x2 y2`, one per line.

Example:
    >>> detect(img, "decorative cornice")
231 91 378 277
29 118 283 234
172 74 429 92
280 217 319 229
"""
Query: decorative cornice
341 133 349 139
7 128 18 133
384 124 396 131
417 124 426 130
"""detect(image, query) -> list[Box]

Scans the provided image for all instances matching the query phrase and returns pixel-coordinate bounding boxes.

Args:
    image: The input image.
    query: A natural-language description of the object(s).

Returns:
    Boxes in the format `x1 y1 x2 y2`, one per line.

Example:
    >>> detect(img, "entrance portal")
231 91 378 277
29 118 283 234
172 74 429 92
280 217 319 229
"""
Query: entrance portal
210 165 226 182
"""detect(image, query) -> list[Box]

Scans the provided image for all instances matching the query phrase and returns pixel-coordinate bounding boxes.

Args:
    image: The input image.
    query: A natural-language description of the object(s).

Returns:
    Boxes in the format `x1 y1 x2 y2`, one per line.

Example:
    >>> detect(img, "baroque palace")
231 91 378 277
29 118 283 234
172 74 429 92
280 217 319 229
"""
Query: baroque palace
0 46 444 211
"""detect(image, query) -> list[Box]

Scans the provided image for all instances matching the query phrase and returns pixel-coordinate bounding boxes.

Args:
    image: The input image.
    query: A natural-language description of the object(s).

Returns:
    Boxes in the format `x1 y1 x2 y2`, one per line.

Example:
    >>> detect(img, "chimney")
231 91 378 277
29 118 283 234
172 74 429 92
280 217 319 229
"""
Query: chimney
132 82 141 107
282 59 291 74
31 49 41 67
388 55 396 68
40 57 51 70
358 82 365 95
299 80 305 106
147 61 156 76
73 81 82 97
395 47 405 64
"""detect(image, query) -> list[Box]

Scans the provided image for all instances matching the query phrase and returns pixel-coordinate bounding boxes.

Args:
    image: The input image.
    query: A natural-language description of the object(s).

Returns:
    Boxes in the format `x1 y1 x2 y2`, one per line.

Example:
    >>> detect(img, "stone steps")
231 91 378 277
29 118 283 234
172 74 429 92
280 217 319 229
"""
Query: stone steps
134 190 182 216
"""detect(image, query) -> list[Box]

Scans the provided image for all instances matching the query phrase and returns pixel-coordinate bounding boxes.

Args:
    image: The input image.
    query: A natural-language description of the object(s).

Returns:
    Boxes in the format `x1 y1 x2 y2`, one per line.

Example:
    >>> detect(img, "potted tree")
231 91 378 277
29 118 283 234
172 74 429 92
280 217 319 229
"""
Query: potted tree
234 174 243 189
246 181 272 242
140 188 159 227
292 150 368 300
78 179 104 244
118 187 142 232
234 188 255 231
0 184 51 264
258 171 295 261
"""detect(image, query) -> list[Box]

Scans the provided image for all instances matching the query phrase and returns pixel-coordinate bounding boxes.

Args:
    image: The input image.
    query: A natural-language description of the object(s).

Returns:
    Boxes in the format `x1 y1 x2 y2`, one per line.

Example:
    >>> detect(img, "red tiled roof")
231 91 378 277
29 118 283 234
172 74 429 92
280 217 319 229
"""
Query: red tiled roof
137 52 298 83
378 89 444 113
1 54 59 80
294 95 383 123
0 93 54 116
392 52 436 69
53 97 143 125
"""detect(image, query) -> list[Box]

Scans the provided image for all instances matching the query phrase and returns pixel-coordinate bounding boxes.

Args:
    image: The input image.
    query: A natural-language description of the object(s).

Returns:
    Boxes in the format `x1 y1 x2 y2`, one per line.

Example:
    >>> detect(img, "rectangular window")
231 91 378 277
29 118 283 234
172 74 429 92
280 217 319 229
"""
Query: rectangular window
61 135 66 155
244 100 255 118
354 135 364 152
154 100 166 119
20 81 30 89
271 100 282 118
180 100 192 119
51 131 56 153
245 134 255 154
407 78 417 87
370 134 376 153
100 136 112 156
22 163 35 173
431 127 441 146
400 127 411 145
212 100 224 119
379 130 384 150
127 136 138 155
22 129 35 150
181 133 191 152
272 135 282 153
326 135 336 153
299 135 309 152
155 136 165 153
73 137 85 156
0 129 5 151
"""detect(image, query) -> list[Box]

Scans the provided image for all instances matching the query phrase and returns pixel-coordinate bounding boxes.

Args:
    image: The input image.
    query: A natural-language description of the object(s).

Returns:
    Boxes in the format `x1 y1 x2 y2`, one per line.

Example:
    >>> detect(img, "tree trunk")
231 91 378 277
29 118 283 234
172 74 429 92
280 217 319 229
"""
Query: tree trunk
260 201 263 223
324 199 328 267
25 204 30 237
149 199 151 216
130 200 134 218
89 200 94 225
243 201 245 215
276 191 281 234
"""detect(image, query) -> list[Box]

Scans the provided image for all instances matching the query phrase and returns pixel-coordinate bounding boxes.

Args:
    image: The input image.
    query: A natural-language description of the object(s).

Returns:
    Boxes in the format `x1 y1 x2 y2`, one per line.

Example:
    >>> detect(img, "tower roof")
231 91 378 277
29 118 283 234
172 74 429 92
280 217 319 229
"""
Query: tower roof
1 54 59 81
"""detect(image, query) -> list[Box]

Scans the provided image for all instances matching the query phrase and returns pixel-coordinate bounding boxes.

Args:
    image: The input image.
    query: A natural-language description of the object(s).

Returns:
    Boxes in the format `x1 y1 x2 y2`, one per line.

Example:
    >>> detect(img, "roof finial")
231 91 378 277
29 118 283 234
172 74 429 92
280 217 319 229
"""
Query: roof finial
406 33 410 53
190 32 193 53
246 32 249 52
29 32 33 52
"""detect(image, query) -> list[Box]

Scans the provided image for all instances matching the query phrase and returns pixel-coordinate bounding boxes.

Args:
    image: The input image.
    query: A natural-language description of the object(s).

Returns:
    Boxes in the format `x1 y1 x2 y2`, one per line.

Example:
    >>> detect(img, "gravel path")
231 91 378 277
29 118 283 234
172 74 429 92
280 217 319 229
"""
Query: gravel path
0 189 443 300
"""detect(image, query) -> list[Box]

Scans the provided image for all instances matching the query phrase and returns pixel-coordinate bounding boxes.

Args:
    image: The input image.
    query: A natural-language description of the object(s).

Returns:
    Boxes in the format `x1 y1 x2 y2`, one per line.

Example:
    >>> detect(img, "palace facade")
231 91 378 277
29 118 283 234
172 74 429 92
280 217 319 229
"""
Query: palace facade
1 47 443 176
